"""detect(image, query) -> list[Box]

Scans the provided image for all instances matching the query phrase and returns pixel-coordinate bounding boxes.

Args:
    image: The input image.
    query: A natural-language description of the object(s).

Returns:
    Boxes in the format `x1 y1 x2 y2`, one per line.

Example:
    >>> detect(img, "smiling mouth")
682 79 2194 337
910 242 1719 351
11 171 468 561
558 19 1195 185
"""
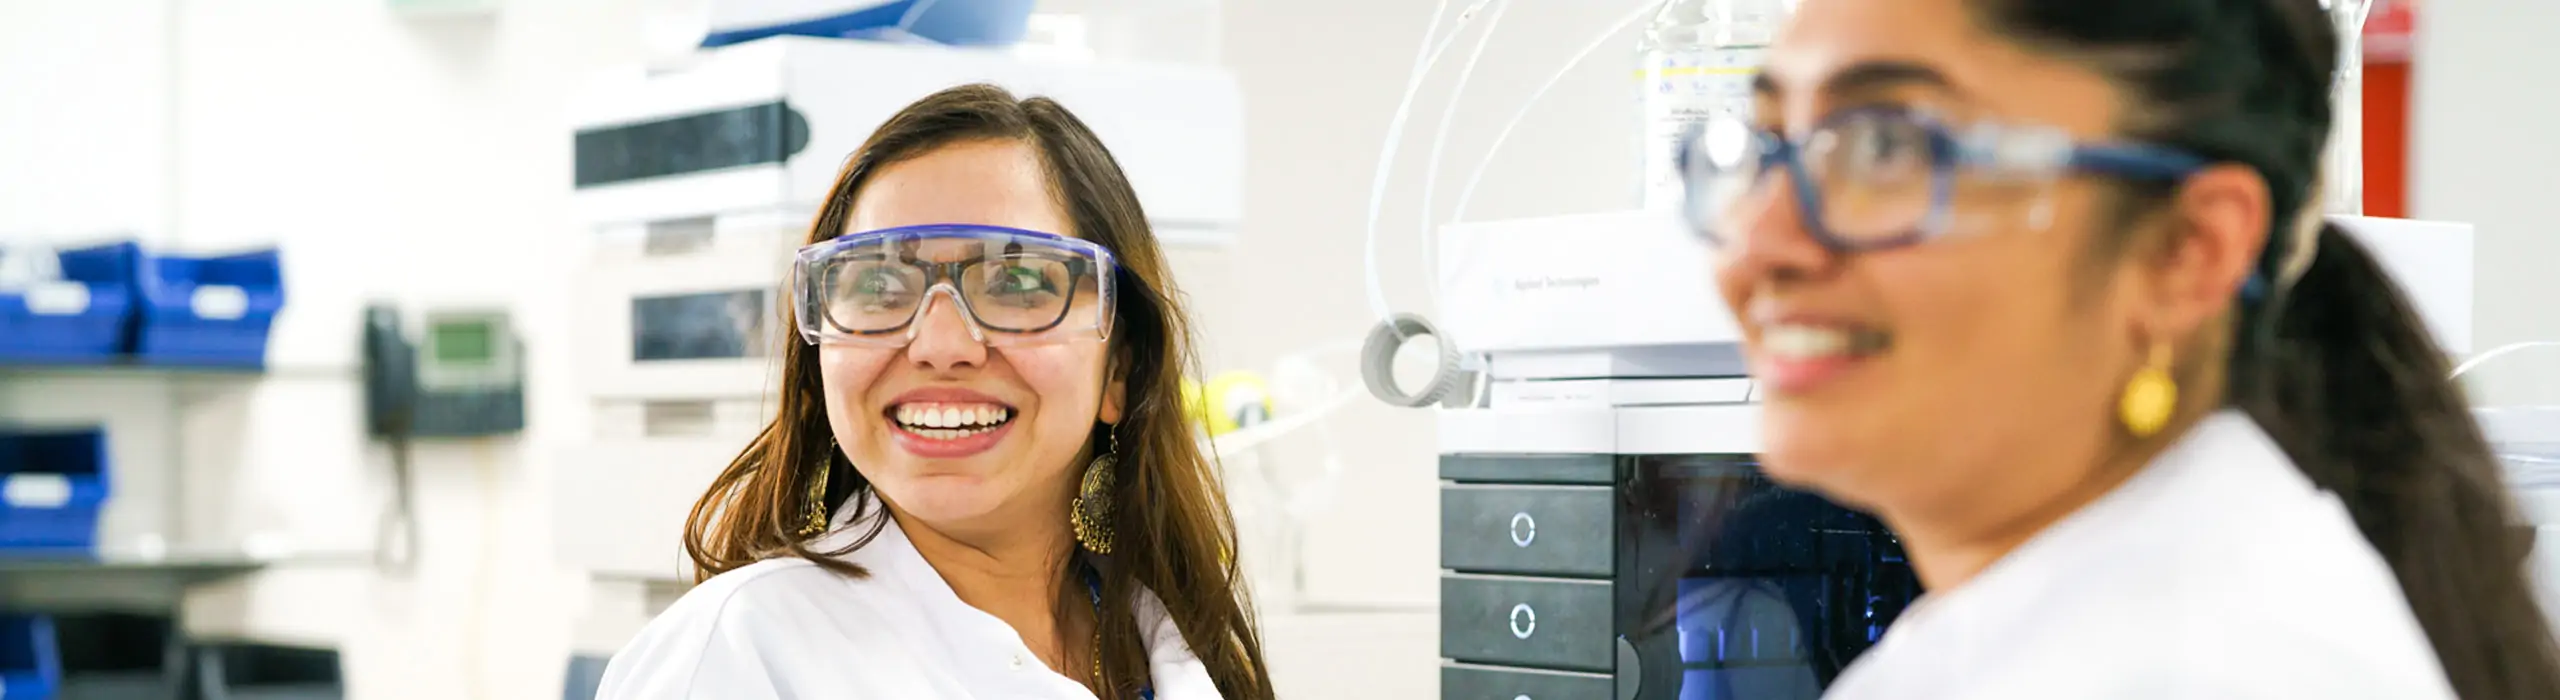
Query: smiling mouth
887 401 1017 441
1761 323 1893 361
1748 321 1898 394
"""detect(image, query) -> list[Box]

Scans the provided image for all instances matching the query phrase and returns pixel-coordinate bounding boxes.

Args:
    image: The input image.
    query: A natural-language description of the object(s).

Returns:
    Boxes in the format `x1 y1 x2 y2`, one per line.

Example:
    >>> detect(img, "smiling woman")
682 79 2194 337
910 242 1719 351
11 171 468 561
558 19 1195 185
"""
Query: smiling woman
592 84 1272 700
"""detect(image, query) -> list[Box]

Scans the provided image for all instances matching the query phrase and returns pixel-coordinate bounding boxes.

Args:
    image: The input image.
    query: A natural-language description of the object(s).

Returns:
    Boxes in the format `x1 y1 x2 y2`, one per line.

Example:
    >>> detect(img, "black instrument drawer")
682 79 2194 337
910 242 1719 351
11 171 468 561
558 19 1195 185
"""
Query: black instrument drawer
1441 454 1616 485
1442 664 1616 700
1442 485 1614 576
1442 576 1615 672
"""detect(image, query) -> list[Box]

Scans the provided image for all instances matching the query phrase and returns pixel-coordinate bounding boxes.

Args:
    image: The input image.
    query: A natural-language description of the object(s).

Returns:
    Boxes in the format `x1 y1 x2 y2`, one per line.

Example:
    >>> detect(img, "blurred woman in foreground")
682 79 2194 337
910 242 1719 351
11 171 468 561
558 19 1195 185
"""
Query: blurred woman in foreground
1684 0 2560 696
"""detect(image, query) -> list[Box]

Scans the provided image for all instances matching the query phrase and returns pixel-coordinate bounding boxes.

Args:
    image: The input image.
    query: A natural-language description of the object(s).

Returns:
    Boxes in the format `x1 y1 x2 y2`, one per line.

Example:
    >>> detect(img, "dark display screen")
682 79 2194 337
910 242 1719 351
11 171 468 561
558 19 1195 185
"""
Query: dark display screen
1627 457 1921 698
631 290 770 362
574 101 811 188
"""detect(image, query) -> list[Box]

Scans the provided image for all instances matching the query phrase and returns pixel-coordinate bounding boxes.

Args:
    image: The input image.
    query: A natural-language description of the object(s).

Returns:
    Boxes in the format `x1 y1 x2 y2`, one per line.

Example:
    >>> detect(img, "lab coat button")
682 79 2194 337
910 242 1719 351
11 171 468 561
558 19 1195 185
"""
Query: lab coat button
1009 654 1026 671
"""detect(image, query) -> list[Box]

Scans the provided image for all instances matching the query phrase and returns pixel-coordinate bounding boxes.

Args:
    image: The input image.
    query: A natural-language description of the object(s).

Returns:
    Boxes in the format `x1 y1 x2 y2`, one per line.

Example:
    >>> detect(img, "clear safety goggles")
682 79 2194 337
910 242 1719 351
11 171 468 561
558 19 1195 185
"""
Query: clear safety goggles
792 224 1117 348
1679 107 2207 251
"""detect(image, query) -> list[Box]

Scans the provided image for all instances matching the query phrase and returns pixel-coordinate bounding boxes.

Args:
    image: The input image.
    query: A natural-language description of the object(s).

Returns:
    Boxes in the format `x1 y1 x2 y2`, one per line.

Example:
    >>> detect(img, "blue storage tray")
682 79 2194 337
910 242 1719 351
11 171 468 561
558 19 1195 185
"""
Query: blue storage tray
132 247 283 368
0 428 110 554
0 614 63 700
0 242 139 365
699 0 1036 48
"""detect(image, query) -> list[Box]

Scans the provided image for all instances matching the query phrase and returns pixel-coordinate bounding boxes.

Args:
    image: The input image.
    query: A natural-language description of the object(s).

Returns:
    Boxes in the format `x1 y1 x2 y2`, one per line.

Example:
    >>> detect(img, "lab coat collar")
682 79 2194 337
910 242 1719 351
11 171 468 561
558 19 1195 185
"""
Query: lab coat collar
814 494 1224 700
1896 410 2306 625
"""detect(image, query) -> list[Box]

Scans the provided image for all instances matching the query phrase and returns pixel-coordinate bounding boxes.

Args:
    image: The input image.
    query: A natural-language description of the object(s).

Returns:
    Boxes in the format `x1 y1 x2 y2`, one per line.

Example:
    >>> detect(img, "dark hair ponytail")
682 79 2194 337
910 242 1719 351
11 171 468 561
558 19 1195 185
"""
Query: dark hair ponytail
1975 0 2560 696
2234 223 2560 699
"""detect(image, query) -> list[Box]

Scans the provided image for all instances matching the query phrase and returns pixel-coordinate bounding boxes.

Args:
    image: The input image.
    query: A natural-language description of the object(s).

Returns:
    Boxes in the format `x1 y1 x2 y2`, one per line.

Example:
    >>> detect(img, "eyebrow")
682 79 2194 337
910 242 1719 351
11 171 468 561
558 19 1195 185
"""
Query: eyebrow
1752 59 1959 100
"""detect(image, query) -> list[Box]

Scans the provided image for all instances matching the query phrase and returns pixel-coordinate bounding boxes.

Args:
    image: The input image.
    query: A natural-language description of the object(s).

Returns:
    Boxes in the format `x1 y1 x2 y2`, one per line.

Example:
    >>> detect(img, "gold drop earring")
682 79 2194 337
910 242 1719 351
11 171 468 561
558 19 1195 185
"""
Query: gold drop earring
2119 340 2178 438
1072 431 1120 555
800 435 835 538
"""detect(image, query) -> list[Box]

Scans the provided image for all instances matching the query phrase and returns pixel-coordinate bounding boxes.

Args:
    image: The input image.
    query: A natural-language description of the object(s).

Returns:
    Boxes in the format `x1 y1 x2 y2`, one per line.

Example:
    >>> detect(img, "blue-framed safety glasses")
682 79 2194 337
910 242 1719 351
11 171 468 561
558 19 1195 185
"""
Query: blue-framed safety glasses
1678 107 2209 251
792 224 1117 347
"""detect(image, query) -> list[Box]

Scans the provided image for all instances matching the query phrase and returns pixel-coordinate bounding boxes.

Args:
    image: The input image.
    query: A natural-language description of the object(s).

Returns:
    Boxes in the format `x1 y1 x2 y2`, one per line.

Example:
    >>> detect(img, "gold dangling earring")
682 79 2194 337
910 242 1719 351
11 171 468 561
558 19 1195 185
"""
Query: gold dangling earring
2119 340 2178 438
799 436 835 538
1072 431 1120 555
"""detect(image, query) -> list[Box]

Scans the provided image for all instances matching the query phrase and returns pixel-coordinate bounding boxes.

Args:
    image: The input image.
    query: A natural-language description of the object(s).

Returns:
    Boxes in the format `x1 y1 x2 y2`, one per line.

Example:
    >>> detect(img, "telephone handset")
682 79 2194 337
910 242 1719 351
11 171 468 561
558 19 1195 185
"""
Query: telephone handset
363 306 420 437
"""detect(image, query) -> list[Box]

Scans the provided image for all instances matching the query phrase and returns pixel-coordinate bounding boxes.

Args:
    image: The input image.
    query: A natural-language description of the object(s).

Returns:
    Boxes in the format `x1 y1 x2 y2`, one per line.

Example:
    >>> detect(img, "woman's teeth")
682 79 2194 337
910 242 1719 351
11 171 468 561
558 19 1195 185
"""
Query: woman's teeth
1762 324 1888 360
893 402 1013 439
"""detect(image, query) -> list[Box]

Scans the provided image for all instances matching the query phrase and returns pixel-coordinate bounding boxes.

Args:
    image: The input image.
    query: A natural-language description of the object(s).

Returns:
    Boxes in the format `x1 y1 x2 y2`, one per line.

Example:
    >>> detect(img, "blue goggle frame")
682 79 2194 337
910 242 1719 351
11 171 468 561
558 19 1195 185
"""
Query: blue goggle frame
1680 107 2210 252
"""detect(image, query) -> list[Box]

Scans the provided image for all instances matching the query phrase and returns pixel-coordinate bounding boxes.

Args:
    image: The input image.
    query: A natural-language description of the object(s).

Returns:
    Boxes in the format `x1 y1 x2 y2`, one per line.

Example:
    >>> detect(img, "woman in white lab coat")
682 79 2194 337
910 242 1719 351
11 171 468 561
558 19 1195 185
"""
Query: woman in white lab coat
1682 0 2560 697
595 84 1273 700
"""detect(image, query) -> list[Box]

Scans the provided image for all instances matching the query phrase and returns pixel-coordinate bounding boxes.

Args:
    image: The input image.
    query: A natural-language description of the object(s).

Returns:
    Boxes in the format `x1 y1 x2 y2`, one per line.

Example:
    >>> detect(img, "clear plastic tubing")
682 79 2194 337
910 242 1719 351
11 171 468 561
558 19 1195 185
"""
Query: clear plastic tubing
1363 0 1482 328
2323 0 2375 215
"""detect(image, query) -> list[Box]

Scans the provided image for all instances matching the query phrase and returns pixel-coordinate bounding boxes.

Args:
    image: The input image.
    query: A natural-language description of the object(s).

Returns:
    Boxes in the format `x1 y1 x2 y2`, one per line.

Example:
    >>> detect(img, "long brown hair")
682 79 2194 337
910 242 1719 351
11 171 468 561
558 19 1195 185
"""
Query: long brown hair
682 83 1273 700
1975 0 2560 696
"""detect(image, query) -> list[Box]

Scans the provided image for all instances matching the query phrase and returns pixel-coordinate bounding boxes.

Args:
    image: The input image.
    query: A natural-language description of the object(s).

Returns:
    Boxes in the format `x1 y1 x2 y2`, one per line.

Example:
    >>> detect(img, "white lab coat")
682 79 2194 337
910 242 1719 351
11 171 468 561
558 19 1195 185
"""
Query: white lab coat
594 498 1224 700
1822 410 2459 699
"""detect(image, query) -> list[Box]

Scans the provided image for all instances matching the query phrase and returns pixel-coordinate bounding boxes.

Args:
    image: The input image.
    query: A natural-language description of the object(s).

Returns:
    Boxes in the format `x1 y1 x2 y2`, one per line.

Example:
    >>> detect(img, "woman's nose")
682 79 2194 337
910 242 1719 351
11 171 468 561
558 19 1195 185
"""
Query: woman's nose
1717 170 1835 282
904 290 988 370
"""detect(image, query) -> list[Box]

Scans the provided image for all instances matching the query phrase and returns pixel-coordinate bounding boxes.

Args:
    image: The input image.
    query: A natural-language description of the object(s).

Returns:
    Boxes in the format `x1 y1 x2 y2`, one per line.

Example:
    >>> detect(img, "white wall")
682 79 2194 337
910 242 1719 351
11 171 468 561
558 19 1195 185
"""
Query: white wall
1 1 648 698
2414 0 2560 406
0 1 175 240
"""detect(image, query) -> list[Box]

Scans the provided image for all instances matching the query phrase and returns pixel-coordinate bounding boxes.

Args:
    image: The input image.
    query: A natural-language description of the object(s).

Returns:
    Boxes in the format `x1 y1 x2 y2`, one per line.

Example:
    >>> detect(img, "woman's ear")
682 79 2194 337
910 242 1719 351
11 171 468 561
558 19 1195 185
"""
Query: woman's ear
2145 164 2274 339
1098 350 1128 425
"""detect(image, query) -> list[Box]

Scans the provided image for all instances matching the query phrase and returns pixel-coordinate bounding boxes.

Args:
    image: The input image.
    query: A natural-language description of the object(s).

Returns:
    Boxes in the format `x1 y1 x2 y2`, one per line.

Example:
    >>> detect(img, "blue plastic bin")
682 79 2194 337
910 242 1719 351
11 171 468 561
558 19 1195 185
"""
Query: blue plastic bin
0 242 140 365
0 615 63 700
0 428 110 554
699 0 1036 48
131 247 283 368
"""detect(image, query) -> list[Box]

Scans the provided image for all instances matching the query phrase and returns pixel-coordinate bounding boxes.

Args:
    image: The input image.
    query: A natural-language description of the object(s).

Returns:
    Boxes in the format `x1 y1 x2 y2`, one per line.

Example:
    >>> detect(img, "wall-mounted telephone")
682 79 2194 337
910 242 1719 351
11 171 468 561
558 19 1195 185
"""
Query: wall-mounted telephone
363 304 526 438
361 303 526 574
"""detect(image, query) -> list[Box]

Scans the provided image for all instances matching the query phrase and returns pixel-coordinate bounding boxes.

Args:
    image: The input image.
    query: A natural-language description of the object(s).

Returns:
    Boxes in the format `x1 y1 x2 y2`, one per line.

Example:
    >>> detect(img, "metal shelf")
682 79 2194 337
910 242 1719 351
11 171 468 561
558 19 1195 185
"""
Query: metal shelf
0 549 370 614
0 362 354 382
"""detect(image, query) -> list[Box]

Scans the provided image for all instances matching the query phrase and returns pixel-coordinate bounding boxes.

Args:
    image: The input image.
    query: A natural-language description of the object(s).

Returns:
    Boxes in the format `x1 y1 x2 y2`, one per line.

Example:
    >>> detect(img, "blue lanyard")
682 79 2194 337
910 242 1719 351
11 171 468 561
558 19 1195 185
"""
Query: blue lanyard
1082 565 1156 700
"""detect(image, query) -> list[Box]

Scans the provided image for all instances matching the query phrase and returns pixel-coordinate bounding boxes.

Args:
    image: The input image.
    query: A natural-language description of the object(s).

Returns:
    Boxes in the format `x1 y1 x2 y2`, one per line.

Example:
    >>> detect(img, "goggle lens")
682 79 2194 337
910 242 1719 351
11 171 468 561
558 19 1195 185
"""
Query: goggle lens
794 225 1115 347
